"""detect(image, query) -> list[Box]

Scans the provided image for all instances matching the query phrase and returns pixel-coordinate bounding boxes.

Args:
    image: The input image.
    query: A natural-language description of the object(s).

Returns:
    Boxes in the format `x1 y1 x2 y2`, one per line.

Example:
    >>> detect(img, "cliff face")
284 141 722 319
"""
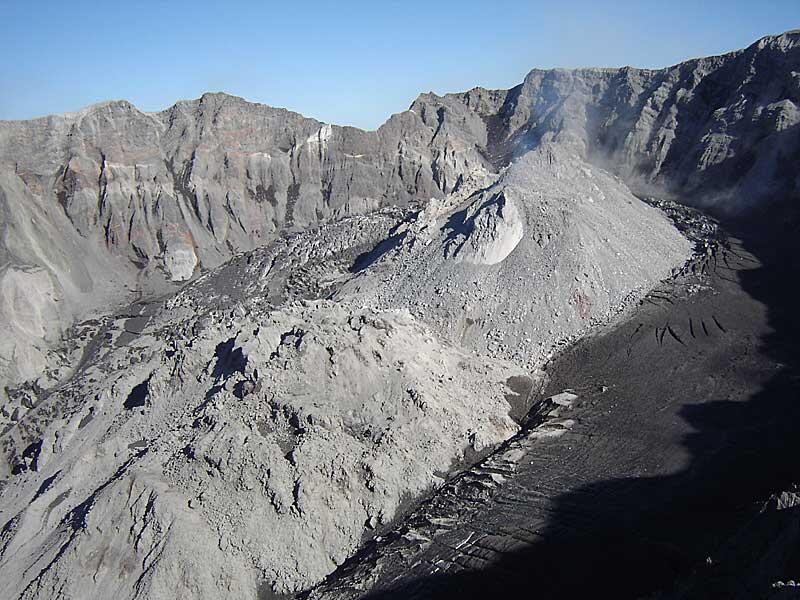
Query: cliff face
0 92 488 282
448 30 800 214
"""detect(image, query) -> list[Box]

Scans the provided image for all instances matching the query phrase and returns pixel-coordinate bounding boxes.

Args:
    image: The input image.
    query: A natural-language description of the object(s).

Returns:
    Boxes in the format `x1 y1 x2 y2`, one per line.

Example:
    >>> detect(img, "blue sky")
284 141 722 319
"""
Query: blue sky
2 0 798 129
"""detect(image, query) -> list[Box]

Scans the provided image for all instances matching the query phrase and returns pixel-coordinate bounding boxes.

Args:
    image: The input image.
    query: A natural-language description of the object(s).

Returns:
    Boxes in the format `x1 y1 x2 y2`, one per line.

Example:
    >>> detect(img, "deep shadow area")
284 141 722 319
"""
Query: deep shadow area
211 337 247 380
123 377 150 410
349 231 406 273
352 204 800 599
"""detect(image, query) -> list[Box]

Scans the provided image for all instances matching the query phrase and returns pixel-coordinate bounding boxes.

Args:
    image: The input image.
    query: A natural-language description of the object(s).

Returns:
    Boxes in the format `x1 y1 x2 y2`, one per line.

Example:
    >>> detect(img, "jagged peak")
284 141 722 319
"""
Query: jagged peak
752 28 800 51
66 98 136 116
0 99 142 125
161 91 324 128
513 30 800 85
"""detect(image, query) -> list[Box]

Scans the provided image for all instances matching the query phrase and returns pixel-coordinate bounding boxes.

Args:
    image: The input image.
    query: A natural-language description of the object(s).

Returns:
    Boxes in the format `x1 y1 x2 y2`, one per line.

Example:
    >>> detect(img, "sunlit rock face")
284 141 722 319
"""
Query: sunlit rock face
447 31 800 215
445 191 525 265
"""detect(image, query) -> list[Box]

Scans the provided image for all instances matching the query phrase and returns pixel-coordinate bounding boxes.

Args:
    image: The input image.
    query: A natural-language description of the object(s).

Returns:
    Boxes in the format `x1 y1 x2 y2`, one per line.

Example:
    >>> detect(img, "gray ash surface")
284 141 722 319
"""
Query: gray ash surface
306 221 800 599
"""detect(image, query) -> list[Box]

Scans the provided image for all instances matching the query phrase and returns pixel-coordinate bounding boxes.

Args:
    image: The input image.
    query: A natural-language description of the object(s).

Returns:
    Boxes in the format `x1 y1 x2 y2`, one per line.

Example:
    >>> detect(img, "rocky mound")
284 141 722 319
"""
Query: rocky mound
339 146 691 368
0 212 532 598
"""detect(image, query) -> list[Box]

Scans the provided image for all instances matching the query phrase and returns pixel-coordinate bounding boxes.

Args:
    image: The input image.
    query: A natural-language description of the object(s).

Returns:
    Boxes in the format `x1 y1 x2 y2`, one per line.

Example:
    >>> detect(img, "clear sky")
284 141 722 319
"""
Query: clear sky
2 0 799 129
